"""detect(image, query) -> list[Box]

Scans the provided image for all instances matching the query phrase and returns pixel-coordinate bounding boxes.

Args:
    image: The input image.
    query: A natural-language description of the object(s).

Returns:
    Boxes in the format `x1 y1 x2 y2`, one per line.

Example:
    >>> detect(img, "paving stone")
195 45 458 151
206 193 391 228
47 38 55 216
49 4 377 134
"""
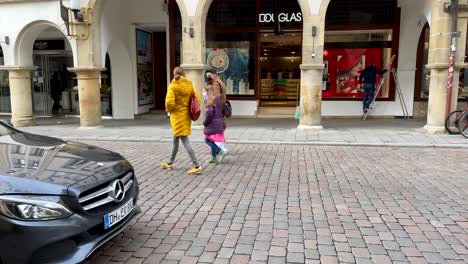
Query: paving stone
230 254 250 264
371 255 392 264
269 246 287 257
235 244 253 255
337 252 355 263
318 245 337 256
368 244 387 255
422 252 446 263
352 247 371 258
198 252 216 263
217 248 235 259
268 256 286 264
287 252 305 263
319 256 339 264
388 250 408 261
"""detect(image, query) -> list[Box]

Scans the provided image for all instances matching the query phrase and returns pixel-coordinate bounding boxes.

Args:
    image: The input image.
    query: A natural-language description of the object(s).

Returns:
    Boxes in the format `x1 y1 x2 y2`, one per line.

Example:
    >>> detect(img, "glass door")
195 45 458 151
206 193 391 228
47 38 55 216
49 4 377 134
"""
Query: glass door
259 32 301 106
32 53 75 116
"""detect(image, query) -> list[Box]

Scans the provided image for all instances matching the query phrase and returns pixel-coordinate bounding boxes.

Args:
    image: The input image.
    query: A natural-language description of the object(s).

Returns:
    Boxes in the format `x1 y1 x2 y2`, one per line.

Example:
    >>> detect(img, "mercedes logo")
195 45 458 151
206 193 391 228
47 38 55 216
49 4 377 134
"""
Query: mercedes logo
110 179 126 203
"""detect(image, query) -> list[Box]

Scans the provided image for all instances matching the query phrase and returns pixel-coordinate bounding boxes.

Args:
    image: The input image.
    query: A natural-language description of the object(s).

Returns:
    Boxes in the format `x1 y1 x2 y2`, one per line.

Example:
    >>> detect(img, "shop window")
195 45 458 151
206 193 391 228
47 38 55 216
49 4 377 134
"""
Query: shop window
326 0 396 26
136 29 155 106
101 53 112 116
323 30 393 99
207 0 256 27
415 23 430 100
206 33 255 96
0 46 10 113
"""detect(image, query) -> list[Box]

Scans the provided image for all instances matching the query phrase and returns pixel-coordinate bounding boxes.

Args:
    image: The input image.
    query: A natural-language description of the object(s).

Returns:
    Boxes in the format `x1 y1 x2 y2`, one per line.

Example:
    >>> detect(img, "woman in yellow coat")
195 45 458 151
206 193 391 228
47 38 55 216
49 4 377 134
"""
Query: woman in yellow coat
161 67 202 174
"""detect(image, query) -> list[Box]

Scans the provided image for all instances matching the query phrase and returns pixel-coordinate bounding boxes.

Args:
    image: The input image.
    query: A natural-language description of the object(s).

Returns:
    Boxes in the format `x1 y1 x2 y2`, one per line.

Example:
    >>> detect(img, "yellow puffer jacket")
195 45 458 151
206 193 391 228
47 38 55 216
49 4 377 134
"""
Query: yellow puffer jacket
165 77 201 137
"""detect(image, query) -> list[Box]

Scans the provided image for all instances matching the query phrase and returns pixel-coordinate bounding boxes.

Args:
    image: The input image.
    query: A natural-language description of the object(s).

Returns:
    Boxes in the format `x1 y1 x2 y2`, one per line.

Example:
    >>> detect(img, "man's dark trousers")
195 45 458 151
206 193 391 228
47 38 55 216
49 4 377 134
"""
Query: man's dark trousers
363 83 375 110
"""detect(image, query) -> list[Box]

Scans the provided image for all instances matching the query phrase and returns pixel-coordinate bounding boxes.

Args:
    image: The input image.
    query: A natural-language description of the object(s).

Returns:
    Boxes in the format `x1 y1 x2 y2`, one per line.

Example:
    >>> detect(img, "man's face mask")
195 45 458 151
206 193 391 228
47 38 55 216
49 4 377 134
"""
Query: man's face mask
206 74 212 82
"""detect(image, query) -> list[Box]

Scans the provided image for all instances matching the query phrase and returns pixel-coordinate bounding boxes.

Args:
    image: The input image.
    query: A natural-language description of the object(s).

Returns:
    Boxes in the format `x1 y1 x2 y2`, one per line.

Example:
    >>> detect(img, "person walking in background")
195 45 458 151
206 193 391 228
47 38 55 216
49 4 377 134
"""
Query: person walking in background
50 72 63 114
203 84 226 164
206 68 228 154
359 62 387 113
161 66 202 175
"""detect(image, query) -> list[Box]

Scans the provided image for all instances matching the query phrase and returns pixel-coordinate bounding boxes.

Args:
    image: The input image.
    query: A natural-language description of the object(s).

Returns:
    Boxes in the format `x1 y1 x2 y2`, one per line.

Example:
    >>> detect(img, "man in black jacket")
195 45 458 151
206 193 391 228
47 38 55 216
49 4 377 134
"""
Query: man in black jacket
359 63 387 113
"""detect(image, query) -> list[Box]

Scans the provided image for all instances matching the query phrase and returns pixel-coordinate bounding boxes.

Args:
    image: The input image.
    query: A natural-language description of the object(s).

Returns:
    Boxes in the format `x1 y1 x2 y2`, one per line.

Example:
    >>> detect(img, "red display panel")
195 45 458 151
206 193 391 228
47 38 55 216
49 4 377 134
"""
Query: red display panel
323 48 384 98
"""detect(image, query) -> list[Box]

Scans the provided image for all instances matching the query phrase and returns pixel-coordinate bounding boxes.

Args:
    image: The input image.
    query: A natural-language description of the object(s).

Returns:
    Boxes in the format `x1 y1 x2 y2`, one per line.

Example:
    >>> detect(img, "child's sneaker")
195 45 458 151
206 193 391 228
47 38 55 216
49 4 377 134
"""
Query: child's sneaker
187 166 202 175
216 150 226 163
160 162 173 170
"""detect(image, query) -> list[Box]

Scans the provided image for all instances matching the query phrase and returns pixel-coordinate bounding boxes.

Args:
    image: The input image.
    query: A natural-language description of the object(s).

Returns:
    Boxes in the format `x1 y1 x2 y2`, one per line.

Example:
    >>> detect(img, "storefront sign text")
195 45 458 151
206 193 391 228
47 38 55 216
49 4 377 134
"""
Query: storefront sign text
259 13 302 23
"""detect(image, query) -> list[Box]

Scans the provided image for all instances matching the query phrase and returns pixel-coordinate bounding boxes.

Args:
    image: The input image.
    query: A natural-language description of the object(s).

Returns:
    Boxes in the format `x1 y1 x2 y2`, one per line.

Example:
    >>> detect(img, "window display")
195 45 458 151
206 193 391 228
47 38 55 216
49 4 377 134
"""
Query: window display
136 29 154 106
323 30 393 99
206 47 252 95
206 33 255 96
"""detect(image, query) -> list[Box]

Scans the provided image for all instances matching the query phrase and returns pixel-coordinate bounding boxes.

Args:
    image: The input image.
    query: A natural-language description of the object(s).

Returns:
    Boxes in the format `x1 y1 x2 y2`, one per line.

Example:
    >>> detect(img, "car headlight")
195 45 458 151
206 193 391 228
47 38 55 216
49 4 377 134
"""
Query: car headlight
0 195 72 221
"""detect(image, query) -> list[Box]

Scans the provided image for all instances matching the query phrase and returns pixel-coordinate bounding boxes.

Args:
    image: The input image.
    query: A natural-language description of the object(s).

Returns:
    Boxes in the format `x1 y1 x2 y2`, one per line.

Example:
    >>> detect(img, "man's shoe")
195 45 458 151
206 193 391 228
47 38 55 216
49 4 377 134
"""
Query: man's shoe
187 166 202 175
161 162 173 170
208 157 217 163
216 150 226 163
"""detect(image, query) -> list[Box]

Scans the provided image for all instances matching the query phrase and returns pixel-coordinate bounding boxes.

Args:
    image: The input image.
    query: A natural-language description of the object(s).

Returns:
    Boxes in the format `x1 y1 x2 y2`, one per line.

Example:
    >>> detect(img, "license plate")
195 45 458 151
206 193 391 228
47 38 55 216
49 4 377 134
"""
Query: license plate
104 199 133 229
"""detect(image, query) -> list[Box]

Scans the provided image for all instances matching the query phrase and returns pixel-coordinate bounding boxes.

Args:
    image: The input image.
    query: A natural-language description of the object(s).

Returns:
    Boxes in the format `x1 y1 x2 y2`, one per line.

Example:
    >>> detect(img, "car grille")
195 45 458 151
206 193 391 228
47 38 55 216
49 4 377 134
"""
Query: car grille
78 171 134 212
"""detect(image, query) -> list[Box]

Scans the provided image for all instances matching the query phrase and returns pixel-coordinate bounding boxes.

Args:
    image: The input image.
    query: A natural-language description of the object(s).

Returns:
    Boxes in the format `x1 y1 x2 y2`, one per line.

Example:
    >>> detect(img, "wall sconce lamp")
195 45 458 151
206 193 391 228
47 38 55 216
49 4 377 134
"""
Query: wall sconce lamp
60 0 92 40
311 26 317 58
184 26 194 38
0 36 9 45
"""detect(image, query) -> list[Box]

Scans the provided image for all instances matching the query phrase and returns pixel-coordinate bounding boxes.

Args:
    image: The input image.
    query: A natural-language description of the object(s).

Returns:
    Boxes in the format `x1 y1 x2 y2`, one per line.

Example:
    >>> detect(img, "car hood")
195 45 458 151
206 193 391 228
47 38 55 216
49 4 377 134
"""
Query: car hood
0 132 131 196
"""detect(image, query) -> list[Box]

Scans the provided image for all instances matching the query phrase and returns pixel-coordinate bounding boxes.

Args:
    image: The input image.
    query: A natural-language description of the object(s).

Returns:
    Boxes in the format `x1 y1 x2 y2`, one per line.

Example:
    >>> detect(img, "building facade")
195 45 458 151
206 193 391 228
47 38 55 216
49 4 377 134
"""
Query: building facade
0 0 467 133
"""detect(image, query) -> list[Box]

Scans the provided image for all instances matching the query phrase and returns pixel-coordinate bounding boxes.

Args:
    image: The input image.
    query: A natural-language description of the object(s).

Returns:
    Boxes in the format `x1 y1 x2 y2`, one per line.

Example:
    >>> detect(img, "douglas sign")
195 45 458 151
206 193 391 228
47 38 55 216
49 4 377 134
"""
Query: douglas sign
259 12 302 23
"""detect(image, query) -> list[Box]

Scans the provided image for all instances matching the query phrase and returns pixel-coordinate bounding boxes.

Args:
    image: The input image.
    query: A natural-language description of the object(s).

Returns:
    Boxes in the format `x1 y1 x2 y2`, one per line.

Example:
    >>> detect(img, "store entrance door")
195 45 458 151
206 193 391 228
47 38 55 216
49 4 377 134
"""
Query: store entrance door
259 32 301 107
32 53 74 116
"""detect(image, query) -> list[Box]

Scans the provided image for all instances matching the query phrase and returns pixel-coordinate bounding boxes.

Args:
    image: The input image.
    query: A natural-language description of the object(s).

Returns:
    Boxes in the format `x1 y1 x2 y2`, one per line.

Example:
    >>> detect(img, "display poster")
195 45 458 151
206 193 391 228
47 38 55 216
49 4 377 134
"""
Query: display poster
136 29 154 106
322 48 385 98
206 48 252 95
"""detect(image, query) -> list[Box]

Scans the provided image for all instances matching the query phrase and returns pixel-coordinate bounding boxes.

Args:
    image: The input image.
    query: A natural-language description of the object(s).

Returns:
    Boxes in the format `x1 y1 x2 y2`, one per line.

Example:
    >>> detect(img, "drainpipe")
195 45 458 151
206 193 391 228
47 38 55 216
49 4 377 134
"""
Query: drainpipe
445 0 460 119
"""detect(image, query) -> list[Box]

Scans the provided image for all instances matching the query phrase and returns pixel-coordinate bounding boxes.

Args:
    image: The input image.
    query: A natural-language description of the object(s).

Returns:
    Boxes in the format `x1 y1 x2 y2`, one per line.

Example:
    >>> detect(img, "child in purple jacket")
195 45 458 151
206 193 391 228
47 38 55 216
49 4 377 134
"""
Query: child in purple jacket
203 85 226 163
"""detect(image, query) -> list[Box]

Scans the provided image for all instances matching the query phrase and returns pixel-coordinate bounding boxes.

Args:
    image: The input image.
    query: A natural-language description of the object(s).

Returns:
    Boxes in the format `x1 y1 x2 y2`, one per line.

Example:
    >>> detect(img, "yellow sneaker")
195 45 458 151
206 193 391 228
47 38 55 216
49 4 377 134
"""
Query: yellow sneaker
161 162 173 170
187 166 202 175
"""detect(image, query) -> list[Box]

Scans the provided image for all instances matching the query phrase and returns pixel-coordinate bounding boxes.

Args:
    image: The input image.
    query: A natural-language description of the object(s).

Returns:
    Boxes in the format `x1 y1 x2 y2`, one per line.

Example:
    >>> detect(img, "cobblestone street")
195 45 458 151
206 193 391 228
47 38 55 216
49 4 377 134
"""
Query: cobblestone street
85 141 468 264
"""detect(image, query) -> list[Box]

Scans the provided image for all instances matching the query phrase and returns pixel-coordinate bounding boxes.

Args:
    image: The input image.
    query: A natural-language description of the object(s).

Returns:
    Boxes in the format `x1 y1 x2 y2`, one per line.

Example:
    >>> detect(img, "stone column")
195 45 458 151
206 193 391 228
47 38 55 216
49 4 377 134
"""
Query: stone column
298 64 324 129
182 64 208 127
0 66 37 127
298 10 325 129
68 67 105 127
178 1 207 128
424 0 467 133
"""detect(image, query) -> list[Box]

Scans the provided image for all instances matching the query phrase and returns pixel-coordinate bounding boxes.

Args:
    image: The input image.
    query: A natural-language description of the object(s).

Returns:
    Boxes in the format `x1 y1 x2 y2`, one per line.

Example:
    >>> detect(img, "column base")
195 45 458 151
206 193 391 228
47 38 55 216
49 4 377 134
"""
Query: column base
424 125 445 134
297 124 323 130
11 117 35 127
79 125 104 129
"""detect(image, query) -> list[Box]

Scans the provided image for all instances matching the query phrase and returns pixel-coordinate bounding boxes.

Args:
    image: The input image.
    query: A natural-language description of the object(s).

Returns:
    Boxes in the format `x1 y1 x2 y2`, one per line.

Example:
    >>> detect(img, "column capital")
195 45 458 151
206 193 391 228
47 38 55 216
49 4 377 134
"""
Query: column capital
0 65 38 72
68 67 106 80
180 64 209 70
300 63 325 70
68 67 106 73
